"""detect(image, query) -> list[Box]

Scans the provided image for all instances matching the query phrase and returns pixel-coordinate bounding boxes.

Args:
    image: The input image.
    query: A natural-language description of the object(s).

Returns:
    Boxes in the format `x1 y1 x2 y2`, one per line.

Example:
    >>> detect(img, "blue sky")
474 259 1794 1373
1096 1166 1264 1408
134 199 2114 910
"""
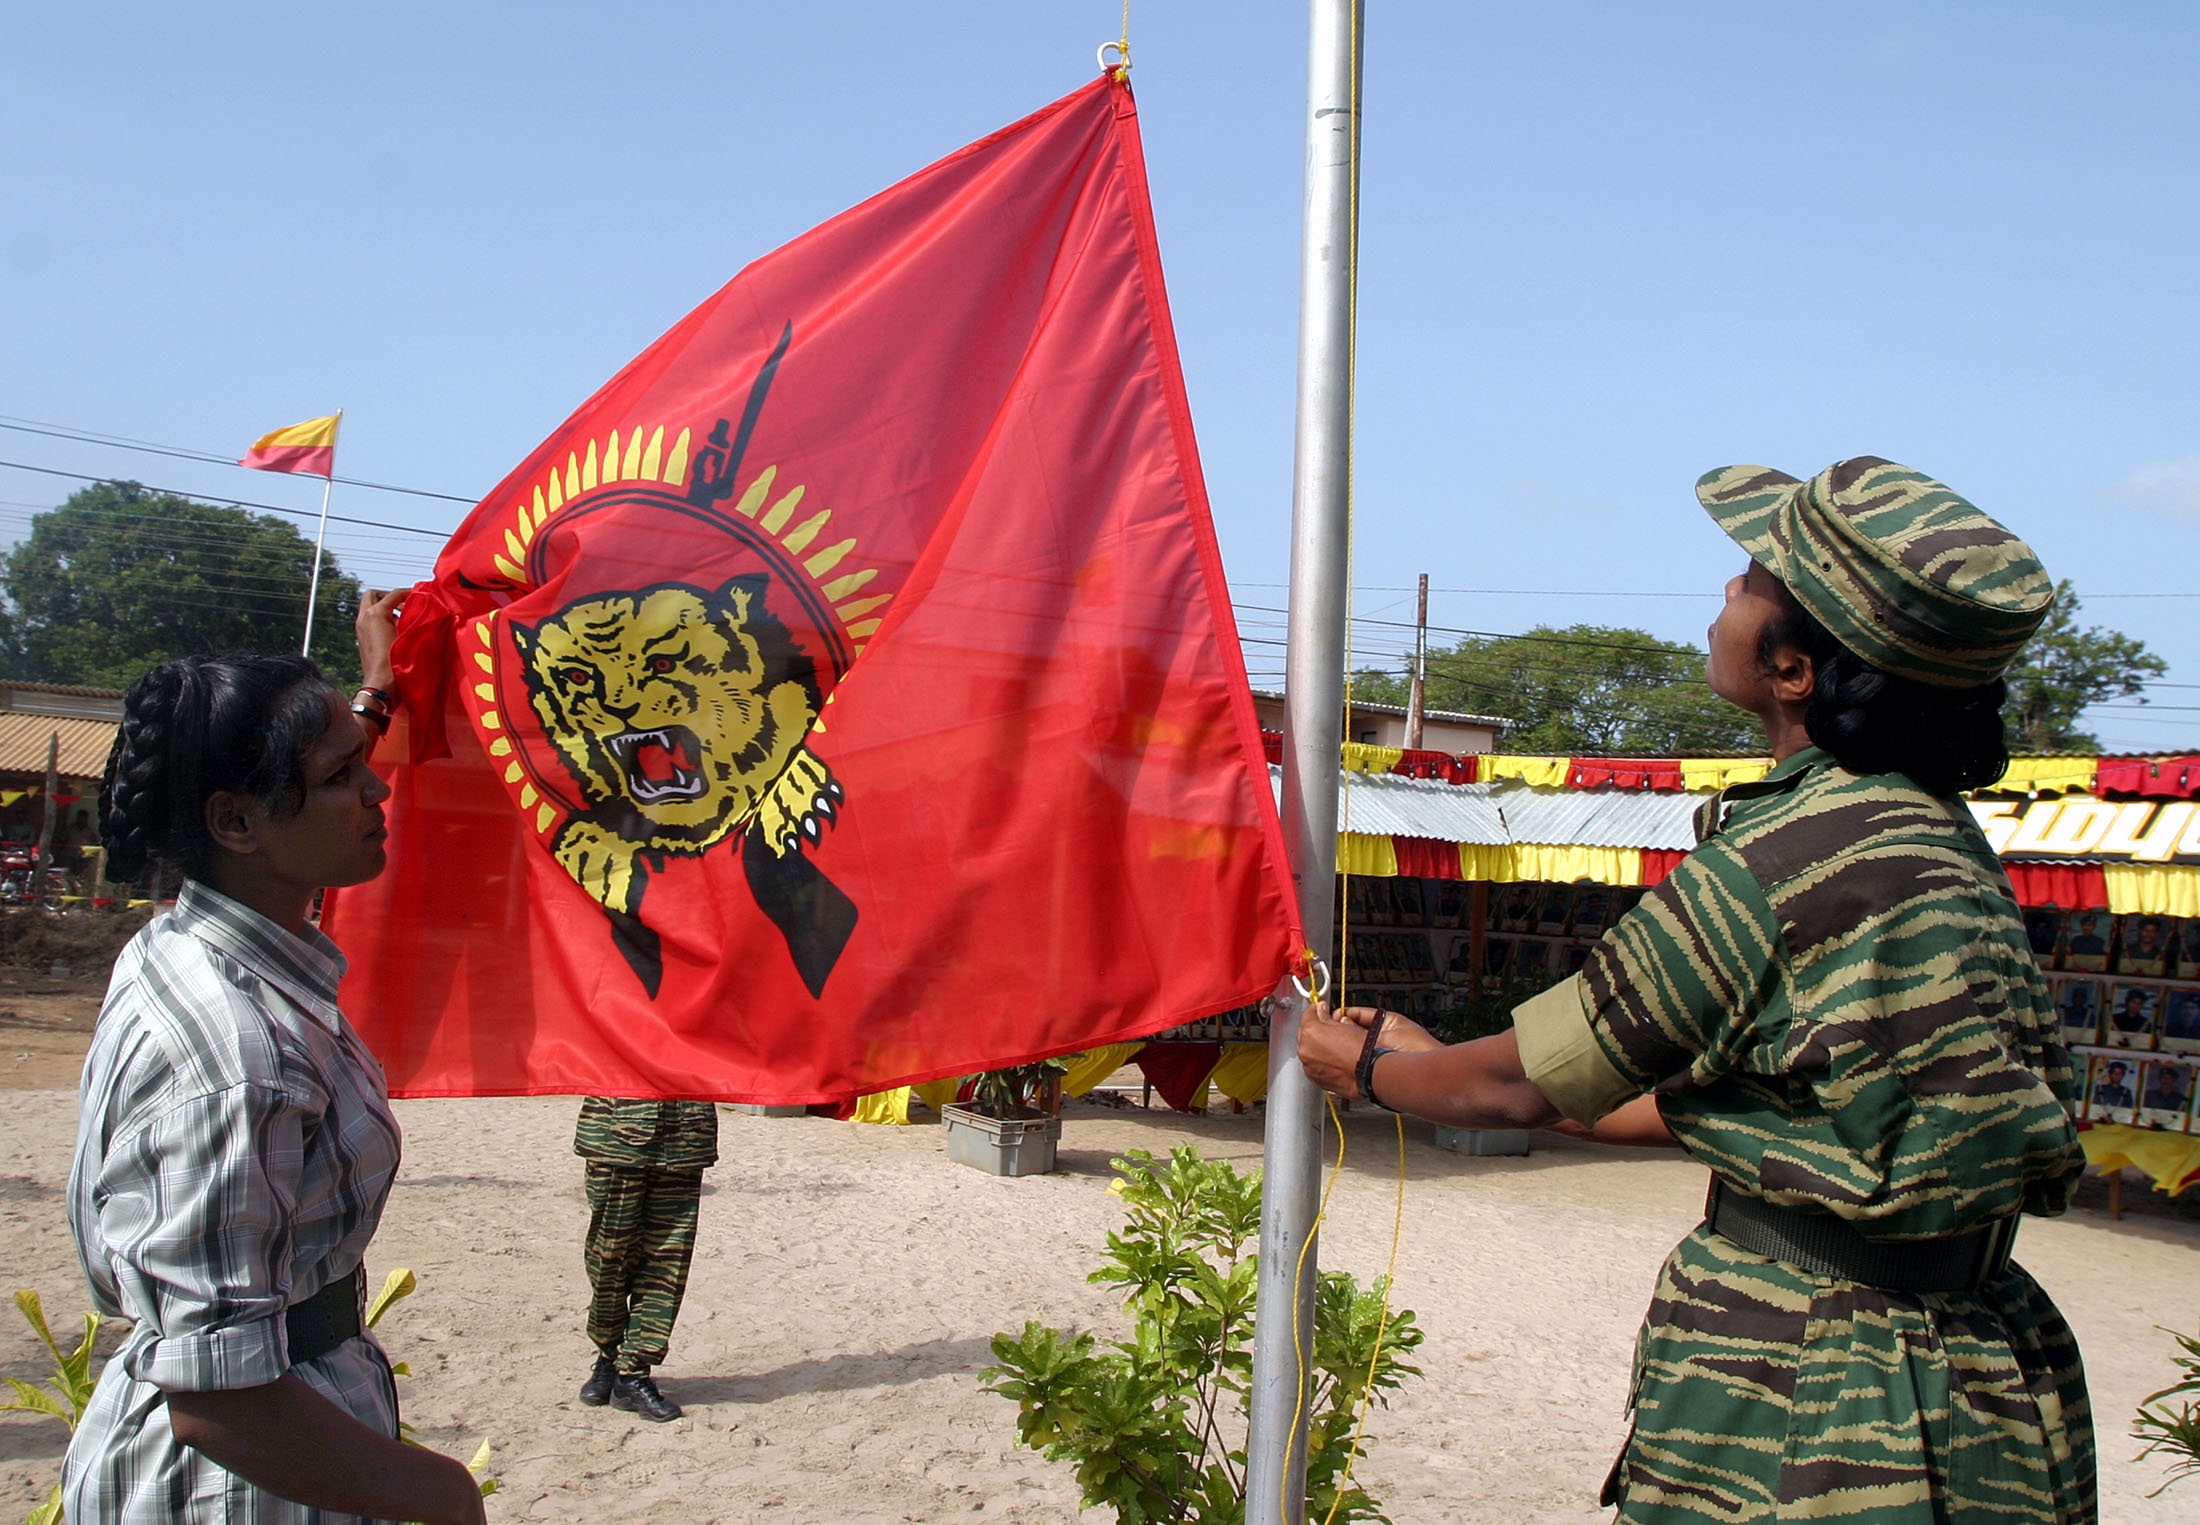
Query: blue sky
5 3 2197 749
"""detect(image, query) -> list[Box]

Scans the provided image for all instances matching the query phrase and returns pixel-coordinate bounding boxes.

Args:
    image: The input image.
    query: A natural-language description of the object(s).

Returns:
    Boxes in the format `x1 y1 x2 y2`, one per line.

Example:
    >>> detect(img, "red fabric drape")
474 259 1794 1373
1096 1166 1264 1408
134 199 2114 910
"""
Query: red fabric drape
1640 848 1688 886
2095 756 2200 798
1392 749 1475 783
1134 1042 1223 1113
1567 758 1685 791
2001 862 2108 910
1392 835 1462 879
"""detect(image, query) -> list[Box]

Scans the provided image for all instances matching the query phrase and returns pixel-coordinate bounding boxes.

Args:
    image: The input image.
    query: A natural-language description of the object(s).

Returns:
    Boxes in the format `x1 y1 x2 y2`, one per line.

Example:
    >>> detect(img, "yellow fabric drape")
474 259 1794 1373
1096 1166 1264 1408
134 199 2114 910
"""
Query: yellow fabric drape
1058 1043 1141 1098
1455 843 1643 885
1337 832 1399 877
2103 863 2200 917
2079 1122 2200 1197
910 1078 961 1115
1998 757 2099 795
1341 741 1404 775
1208 1043 1272 1104
1677 758 1772 792
850 1086 912 1125
1479 755 1572 789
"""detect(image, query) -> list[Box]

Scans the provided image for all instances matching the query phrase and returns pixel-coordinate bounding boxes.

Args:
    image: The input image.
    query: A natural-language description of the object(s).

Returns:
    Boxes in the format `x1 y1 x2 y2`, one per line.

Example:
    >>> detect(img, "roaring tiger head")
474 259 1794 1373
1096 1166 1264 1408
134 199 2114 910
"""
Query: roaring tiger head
509 573 821 852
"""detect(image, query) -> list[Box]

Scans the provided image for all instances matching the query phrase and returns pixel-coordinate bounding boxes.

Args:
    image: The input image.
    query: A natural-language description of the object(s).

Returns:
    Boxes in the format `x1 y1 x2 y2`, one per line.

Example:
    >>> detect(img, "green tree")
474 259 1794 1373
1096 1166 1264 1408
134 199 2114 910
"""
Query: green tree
1354 624 1761 756
0 481 362 689
2004 582 2167 752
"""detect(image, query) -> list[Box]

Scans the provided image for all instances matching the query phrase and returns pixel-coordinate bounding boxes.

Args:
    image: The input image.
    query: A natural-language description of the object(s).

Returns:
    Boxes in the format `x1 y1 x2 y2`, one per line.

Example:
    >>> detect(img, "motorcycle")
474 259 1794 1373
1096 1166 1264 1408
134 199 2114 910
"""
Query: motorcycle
0 849 70 910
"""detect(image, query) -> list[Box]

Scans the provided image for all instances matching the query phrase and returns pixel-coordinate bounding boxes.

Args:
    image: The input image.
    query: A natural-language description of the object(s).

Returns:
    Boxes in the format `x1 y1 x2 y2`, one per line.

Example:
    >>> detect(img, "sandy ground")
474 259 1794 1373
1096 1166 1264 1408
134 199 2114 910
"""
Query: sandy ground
3 1071 2198 1525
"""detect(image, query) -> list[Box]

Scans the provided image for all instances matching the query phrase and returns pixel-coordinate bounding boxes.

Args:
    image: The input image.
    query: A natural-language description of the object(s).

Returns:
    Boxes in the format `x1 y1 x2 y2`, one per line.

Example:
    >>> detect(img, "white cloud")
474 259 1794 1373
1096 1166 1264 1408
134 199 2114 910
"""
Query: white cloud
2100 456 2200 522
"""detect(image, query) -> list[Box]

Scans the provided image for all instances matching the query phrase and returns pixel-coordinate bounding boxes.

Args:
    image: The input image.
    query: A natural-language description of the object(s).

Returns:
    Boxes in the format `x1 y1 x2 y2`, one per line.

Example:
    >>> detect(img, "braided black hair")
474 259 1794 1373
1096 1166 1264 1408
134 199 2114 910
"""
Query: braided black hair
99 654 337 883
1756 589 2009 796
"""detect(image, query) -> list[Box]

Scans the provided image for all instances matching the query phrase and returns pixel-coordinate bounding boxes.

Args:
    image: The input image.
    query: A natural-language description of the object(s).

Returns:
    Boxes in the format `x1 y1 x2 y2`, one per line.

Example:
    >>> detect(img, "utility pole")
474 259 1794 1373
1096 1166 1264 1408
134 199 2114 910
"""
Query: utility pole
1404 571 1428 749
1245 1 1362 1520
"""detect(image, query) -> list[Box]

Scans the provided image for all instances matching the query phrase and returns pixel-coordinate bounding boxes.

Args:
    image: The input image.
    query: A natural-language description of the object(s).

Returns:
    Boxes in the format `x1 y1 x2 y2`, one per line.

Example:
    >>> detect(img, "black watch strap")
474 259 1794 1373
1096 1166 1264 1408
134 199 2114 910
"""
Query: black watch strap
1354 1023 1396 1111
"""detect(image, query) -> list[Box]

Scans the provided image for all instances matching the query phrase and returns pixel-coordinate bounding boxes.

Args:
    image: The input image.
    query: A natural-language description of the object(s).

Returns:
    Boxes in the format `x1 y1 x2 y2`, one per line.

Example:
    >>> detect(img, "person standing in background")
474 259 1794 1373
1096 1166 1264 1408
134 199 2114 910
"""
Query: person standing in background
573 1097 718 1422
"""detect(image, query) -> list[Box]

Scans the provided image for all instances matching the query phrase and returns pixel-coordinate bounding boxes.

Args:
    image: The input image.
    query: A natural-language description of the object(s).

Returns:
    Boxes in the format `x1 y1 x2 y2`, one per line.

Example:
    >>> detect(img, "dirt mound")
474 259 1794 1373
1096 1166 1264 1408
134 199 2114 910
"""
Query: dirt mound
0 906 153 979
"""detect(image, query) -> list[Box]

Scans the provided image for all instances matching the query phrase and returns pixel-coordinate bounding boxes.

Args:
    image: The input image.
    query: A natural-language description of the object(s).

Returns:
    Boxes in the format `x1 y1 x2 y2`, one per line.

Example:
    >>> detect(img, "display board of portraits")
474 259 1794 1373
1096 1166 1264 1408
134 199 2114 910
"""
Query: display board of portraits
1325 876 1648 1018
2038 910 2200 1131
1150 1003 1271 1043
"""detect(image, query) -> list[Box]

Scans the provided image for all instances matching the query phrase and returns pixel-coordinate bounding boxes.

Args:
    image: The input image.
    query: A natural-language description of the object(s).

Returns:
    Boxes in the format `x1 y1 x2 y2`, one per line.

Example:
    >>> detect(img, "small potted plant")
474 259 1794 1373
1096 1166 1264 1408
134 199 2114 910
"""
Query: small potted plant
942 1058 1068 1177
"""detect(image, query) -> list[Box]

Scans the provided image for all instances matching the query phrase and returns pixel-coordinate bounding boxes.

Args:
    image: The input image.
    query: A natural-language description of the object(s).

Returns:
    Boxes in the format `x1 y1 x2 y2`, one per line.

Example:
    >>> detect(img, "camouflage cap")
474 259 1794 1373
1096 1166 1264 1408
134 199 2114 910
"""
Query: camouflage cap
1697 456 2054 688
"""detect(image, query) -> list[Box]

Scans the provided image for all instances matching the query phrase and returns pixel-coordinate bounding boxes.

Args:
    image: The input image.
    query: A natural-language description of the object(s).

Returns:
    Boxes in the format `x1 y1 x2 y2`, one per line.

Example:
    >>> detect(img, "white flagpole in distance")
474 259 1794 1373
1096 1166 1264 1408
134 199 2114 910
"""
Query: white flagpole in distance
1245 1 1362 1521
299 410 341 657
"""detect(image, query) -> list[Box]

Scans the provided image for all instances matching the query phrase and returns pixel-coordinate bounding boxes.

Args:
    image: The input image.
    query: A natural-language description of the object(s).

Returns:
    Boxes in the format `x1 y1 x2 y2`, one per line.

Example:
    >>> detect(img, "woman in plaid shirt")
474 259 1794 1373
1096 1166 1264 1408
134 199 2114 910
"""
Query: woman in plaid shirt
64 602 485 1524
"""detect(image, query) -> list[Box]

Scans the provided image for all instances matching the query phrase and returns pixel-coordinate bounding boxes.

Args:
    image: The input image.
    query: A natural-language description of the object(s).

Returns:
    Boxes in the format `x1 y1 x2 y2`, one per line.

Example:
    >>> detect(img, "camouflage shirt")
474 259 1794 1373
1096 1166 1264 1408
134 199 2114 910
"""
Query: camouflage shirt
1516 749 2094 1521
1520 746 2083 1233
573 1097 719 1171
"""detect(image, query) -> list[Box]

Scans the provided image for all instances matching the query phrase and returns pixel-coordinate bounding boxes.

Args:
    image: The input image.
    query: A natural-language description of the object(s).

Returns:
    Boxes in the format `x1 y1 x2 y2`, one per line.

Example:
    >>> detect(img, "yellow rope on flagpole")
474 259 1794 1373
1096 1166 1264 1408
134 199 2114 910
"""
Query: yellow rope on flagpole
1101 0 1131 78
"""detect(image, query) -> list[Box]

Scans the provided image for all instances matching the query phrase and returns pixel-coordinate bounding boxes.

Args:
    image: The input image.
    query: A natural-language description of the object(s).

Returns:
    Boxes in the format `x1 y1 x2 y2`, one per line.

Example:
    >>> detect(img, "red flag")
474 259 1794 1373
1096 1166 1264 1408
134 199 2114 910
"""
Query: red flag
325 77 1299 1102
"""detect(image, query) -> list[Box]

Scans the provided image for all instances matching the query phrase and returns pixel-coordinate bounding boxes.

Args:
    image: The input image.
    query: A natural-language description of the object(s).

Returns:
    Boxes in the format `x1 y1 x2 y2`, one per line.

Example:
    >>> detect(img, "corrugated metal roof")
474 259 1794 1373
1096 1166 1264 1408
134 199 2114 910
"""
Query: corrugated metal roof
1248 688 1512 728
1494 783 1699 851
1270 766 1698 850
1338 773 1511 844
0 680 125 700
0 712 120 778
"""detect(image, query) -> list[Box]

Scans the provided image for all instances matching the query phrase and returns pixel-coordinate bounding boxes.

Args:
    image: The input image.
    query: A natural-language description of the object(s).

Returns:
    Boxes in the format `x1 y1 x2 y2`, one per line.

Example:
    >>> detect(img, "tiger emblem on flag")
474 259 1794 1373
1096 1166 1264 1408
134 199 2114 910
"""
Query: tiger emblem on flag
509 572 841 931
461 327 873 999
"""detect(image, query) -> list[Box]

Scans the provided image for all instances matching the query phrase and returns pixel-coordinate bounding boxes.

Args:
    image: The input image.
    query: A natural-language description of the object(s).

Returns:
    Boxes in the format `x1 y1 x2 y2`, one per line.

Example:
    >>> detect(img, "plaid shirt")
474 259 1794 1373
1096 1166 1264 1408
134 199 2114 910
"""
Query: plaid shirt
64 881 404 1524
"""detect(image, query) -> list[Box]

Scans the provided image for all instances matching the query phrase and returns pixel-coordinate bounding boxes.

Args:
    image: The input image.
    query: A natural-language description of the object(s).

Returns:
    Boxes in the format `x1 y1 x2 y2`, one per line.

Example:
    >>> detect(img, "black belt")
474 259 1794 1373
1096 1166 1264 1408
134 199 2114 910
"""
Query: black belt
1704 1178 2018 1294
285 1265 366 1366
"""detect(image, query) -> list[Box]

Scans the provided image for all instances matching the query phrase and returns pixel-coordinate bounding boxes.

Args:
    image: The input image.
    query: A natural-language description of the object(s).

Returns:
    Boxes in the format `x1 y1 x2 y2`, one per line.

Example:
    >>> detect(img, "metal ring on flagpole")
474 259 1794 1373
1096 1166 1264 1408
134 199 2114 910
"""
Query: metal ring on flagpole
1098 39 1130 73
1290 958 1331 1004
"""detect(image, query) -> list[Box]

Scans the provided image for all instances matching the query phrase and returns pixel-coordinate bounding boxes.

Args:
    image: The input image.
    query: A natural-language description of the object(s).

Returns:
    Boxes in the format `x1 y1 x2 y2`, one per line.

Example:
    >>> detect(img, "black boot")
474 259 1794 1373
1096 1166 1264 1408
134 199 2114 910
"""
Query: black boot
611 1371 683 1422
578 1354 618 1406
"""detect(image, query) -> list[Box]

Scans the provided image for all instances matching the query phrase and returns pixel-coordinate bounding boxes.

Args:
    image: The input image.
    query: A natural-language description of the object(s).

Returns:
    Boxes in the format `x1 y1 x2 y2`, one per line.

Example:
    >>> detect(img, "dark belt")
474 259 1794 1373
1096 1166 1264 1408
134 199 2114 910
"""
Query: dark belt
285 1265 366 1366
1704 1177 2018 1294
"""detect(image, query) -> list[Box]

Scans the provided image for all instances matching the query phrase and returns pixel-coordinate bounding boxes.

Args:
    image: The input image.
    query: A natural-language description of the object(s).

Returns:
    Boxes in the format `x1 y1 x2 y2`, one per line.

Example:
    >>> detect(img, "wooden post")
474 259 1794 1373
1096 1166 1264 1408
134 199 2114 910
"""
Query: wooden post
1468 881 1491 986
1404 572 1428 749
32 732 59 898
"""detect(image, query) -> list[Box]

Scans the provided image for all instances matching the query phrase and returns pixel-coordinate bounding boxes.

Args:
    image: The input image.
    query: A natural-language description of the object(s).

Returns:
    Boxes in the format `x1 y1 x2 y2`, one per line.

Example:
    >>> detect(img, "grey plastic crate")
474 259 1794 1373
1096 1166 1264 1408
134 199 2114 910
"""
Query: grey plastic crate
941 1105 1061 1176
1430 1124 1532 1157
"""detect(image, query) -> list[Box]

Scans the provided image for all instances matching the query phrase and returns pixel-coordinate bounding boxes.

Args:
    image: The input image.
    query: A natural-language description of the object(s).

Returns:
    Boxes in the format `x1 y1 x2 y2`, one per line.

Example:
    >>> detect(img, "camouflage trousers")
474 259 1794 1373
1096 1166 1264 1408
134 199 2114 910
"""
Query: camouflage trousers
583 1162 703 1374
1606 1228 2095 1523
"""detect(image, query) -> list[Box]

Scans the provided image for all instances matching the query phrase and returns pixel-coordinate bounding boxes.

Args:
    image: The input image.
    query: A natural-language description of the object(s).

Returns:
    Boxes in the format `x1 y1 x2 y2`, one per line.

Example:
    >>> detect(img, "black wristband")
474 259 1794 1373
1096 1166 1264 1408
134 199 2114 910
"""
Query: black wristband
349 700 392 730
354 685 397 708
1354 1023 1396 1111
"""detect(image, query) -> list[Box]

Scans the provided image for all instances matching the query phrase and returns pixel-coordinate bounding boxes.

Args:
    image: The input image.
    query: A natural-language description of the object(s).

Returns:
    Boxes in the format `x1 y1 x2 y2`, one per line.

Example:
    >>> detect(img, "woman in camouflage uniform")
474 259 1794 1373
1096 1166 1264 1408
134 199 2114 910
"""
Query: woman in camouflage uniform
1301 458 2092 1523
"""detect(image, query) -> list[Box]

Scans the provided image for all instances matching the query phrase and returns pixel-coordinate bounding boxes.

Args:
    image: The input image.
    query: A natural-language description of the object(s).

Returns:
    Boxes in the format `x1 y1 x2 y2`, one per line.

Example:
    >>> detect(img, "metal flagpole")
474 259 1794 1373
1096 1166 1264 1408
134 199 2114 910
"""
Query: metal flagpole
1245 1 1362 1521
299 410 341 656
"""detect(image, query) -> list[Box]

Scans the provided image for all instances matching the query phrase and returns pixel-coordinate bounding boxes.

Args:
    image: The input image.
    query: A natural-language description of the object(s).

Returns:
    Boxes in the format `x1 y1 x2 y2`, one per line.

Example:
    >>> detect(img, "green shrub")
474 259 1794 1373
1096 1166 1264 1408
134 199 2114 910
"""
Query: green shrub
0 1290 103 1525
968 1057 1070 1118
2135 1322 2200 1496
984 1147 1422 1524
3 1273 496 1525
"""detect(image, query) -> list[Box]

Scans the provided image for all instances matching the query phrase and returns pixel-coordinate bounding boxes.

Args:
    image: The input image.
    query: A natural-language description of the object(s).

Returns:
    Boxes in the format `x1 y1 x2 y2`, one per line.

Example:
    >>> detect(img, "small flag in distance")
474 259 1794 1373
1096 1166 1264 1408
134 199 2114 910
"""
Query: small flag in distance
241 413 340 476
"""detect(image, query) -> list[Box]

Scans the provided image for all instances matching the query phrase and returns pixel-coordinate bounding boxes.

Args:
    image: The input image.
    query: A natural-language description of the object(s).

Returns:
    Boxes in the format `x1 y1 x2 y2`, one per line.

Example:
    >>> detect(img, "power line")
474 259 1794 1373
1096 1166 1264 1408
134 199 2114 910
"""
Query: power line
1233 603 1710 659
0 415 478 504
0 460 452 539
